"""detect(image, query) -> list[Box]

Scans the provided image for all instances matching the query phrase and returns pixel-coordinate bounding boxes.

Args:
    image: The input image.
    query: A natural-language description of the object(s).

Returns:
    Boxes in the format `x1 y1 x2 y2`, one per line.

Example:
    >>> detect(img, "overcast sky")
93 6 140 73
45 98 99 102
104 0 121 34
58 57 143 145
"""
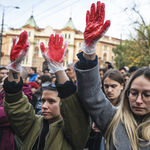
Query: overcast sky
0 0 150 40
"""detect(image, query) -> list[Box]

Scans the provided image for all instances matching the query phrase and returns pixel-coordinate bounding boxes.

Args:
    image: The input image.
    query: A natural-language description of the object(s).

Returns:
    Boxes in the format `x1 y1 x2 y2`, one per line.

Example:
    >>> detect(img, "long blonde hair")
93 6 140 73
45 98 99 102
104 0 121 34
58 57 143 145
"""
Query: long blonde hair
104 67 150 150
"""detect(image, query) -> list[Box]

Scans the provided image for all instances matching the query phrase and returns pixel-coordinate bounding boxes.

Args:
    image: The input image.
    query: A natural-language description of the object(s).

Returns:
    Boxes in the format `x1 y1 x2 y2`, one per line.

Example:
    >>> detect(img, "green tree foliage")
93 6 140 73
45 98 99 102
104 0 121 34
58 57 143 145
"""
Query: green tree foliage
113 25 150 69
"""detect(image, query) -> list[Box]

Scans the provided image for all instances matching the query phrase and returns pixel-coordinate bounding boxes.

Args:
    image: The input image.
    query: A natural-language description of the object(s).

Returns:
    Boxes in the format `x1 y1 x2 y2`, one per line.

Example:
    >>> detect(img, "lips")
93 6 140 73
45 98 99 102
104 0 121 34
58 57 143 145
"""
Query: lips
42 112 49 115
134 107 144 110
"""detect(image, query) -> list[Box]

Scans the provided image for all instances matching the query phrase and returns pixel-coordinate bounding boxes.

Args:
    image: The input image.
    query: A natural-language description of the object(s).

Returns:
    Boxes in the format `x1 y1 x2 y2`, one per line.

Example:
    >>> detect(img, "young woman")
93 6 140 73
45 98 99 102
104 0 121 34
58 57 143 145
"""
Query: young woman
3 31 90 150
74 1 150 149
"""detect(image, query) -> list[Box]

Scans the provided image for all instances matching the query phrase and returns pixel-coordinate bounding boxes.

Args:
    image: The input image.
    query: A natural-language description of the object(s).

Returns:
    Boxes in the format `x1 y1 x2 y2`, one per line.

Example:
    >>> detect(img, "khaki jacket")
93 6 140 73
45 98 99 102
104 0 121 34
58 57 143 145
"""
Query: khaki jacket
4 91 90 150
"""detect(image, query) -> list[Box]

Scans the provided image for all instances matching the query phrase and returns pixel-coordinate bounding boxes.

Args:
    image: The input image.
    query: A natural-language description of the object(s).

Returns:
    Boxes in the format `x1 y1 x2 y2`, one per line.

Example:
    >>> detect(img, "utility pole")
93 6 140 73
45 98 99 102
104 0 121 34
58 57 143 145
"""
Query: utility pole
0 7 4 66
0 5 19 66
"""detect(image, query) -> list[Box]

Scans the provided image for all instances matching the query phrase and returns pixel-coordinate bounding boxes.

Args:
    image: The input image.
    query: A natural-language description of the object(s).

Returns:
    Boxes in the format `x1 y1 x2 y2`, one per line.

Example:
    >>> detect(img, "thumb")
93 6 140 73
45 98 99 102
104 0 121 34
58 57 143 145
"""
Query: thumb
13 36 17 47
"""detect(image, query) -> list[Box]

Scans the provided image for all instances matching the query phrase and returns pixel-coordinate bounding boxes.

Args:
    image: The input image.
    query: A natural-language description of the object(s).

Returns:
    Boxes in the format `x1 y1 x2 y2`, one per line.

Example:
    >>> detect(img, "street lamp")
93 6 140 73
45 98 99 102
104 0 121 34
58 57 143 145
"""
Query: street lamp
0 4 19 66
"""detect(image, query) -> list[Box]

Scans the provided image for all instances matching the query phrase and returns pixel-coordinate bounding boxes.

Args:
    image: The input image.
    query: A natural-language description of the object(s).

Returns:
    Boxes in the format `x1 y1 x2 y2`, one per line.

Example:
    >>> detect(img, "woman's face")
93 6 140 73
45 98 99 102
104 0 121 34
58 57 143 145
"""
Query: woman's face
104 77 124 106
124 76 130 85
128 76 150 116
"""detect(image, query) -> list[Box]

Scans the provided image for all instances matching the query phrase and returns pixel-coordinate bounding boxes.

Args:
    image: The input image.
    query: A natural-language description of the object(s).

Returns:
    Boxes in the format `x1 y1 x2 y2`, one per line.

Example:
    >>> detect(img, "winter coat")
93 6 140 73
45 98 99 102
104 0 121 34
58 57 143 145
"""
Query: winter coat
3 89 90 150
0 90 15 150
29 73 38 82
74 62 150 150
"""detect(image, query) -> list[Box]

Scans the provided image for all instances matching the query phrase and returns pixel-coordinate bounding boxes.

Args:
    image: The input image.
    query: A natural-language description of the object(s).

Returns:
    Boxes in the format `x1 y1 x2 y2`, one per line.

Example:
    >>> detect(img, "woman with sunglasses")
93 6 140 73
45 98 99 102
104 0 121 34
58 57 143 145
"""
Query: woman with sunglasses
3 31 90 150
73 1 150 149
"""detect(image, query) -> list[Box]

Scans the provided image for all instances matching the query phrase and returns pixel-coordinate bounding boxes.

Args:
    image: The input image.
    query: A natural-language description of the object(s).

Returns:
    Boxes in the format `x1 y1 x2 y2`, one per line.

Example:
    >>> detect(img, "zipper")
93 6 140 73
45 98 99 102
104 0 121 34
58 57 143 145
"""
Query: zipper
43 125 51 150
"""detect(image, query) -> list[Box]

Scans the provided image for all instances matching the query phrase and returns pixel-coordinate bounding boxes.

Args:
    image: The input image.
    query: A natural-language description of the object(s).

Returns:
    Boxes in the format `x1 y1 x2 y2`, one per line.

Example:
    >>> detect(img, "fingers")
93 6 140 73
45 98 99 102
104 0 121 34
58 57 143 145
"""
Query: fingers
99 3 105 26
95 1 101 21
40 42 47 54
86 10 90 25
63 40 68 52
48 34 54 48
59 35 64 48
13 36 17 47
90 3 96 22
55 33 59 46
18 30 28 46
96 20 111 38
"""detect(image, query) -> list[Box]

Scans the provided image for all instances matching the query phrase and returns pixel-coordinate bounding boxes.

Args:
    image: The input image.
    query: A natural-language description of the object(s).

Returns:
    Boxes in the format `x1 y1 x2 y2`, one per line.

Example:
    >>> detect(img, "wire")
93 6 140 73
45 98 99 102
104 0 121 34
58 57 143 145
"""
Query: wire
12 0 80 27
5 0 24 14
5 0 45 24
34 0 70 17
36 0 80 21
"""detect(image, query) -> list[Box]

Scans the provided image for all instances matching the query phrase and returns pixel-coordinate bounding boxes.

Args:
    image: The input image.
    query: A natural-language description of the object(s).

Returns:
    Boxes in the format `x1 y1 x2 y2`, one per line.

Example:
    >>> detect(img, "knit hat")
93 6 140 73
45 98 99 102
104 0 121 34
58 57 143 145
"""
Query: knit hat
28 81 39 89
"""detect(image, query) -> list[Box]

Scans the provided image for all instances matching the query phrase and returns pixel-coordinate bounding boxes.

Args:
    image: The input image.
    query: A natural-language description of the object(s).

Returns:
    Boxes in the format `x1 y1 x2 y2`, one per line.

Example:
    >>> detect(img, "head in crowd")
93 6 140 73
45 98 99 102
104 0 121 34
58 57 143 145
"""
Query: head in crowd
28 81 39 94
37 70 44 77
105 62 114 70
40 74 52 85
66 63 76 82
119 67 127 75
124 66 129 72
36 77 42 85
99 68 107 81
123 73 131 85
102 69 125 106
43 69 52 78
129 66 138 75
0 75 7 92
105 67 150 149
28 67 37 75
21 67 28 83
0 67 8 83
41 82 62 124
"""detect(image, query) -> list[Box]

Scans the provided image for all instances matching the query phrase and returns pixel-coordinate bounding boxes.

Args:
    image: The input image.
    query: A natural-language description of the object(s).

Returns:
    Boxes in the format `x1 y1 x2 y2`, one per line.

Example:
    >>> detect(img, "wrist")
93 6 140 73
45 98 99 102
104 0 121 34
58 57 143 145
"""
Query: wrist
83 52 96 60
8 70 21 83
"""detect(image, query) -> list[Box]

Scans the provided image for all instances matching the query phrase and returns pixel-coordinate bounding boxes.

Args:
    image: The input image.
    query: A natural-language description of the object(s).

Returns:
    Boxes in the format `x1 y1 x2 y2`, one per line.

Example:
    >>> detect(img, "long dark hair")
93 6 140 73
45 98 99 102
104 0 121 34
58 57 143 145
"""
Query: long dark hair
102 69 125 105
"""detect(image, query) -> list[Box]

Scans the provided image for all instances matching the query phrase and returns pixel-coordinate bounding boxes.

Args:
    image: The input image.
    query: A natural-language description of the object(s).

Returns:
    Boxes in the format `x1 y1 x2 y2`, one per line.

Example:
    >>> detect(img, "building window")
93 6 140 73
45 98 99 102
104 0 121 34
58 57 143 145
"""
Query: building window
112 56 114 62
35 47 39 56
68 34 71 39
104 45 107 51
36 40 39 44
28 31 31 36
65 34 67 39
79 42 81 47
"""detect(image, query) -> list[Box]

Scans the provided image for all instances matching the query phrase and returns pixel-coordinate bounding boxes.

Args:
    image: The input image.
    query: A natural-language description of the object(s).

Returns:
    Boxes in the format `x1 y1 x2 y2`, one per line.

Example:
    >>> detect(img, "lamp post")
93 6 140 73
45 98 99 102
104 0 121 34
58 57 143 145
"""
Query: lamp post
0 5 19 66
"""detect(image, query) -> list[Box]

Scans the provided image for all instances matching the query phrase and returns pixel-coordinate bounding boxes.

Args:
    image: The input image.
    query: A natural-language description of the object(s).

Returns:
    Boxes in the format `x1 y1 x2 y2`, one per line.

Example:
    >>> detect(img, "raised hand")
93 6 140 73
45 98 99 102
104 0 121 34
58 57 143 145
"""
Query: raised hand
6 30 30 72
40 33 68 73
81 1 111 55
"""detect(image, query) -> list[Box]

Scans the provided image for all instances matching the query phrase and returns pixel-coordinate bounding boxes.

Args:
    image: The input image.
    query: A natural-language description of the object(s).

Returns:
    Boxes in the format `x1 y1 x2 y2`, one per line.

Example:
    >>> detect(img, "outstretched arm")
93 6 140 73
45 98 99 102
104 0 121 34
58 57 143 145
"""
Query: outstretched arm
40 33 90 150
3 31 36 141
74 1 116 135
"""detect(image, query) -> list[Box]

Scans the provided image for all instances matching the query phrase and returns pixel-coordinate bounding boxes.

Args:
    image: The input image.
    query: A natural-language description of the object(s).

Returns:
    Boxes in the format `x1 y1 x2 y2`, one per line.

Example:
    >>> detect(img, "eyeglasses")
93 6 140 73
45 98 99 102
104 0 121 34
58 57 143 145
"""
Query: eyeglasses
42 82 56 88
127 89 150 102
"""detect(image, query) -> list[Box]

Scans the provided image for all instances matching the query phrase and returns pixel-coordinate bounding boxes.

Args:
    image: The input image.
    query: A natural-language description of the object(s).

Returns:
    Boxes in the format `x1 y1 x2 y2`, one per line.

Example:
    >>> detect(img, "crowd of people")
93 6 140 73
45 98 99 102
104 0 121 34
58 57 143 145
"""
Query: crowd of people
1 1 150 150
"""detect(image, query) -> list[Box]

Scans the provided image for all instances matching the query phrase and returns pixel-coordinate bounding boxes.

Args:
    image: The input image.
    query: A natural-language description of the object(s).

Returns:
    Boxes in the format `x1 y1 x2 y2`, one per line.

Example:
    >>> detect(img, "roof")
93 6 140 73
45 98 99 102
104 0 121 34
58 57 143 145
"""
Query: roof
23 15 38 28
63 17 75 30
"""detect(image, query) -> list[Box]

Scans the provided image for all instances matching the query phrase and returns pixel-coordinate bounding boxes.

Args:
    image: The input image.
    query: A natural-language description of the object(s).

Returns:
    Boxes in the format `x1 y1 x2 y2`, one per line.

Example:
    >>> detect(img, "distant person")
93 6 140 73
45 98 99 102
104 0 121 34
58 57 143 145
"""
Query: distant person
66 63 77 85
129 66 138 75
0 67 8 83
123 73 131 85
124 66 129 72
119 67 127 75
99 68 107 81
105 62 113 70
28 67 38 82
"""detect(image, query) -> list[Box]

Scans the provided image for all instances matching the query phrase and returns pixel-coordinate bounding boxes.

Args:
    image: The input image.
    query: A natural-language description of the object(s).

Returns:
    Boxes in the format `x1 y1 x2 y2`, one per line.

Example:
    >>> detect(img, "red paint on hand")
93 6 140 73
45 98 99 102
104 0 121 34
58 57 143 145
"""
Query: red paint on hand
84 1 111 46
10 30 28 62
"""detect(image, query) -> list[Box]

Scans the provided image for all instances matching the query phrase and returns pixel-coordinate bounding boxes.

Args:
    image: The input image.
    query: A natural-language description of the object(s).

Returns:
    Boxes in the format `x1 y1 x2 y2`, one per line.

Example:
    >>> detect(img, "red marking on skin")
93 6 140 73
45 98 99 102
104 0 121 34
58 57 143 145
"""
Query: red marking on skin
10 31 28 62
84 1 110 46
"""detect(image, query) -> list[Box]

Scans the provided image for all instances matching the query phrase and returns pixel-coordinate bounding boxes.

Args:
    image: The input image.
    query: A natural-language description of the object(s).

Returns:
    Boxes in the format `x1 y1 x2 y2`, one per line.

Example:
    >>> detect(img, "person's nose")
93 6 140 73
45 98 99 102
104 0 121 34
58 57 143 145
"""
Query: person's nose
136 94 143 104
42 101 48 109
108 86 112 92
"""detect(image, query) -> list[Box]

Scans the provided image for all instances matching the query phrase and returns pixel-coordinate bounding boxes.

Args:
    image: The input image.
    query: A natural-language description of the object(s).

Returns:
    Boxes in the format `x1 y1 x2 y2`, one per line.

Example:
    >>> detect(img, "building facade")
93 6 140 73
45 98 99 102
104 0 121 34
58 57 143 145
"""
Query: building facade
1 15 120 70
